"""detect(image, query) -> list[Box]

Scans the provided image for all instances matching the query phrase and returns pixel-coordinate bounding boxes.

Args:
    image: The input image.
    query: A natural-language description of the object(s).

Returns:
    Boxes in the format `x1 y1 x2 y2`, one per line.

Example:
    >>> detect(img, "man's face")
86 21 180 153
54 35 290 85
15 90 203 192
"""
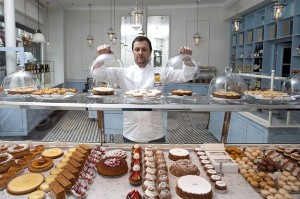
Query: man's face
132 40 151 68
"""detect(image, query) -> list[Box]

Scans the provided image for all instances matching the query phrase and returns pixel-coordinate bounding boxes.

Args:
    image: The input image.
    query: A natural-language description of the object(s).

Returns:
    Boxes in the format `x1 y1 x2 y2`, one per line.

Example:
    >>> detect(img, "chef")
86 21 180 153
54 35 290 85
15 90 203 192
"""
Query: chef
92 36 197 143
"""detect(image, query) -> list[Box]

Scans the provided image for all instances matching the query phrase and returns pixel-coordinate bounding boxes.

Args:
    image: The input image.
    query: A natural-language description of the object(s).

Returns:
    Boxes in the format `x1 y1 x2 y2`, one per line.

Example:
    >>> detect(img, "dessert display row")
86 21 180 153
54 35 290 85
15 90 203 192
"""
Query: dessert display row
1 143 299 199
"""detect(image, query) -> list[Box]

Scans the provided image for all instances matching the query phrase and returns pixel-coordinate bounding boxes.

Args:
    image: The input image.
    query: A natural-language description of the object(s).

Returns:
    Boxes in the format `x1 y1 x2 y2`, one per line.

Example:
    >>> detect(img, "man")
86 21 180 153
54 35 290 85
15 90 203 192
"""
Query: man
92 36 197 143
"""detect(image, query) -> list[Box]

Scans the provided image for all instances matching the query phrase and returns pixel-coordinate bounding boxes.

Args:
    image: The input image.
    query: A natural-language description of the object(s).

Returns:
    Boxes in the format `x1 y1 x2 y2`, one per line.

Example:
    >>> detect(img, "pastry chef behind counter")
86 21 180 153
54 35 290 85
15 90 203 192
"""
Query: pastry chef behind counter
91 36 197 143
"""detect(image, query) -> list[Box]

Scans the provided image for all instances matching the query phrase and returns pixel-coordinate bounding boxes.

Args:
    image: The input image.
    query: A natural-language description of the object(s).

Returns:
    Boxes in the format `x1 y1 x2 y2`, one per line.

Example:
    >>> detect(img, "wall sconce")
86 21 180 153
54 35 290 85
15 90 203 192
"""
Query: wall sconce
129 0 143 30
107 0 115 41
273 0 287 21
32 0 46 43
87 4 94 47
193 1 201 46
231 0 243 33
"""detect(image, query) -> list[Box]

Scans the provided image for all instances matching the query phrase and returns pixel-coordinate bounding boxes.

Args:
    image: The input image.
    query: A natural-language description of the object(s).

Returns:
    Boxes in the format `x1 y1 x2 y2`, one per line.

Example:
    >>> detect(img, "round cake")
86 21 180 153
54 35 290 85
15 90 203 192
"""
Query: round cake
42 148 63 159
0 153 15 174
97 156 128 177
169 159 200 177
176 175 213 199
92 87 115 95
212 91 241 99
168 148 189 161
215 181 227 193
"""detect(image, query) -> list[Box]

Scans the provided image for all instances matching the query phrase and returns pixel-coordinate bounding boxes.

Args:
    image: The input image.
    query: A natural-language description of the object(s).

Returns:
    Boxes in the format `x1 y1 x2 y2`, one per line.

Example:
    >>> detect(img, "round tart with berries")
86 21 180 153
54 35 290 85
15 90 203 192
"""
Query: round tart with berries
97 156 128 177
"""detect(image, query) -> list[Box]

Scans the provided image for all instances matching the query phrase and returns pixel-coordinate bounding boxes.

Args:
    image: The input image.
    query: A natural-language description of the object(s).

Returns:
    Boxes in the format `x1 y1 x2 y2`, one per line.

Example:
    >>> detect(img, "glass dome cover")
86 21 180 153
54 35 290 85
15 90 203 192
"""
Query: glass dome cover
89 53 125 75
1 68 40 94
166 54 200 79
208 66 247 98
281 74 300 96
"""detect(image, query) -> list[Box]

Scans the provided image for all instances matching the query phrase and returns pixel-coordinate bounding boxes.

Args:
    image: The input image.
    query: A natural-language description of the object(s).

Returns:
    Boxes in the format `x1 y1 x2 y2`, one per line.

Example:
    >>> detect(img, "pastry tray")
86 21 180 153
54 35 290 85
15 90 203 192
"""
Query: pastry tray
244 94 297 105
0 142 267 199
31 93 77 101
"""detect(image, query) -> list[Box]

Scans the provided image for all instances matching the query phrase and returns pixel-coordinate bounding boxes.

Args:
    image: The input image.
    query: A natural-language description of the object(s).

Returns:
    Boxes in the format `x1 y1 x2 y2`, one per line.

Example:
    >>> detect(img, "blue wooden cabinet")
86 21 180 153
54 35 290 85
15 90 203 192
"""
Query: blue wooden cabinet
230 0 300 90
209 111 300 143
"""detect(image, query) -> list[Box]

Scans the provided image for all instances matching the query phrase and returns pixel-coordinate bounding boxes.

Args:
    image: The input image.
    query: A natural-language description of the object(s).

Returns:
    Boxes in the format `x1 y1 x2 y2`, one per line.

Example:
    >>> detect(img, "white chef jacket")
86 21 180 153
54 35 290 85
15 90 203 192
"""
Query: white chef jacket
92 63 196 142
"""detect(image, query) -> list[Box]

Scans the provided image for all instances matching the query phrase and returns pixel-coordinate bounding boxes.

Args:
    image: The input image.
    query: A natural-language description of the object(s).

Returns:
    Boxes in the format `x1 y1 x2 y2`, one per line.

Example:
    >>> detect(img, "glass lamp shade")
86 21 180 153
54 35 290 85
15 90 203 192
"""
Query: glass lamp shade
273 1 287 20
107 28 115 41
232 17 243 32
166 54 200 79
32 29 46 43
112 34 117 45
87 34 94 47
193 33 201 46
22 31 31 39
129 6 143 30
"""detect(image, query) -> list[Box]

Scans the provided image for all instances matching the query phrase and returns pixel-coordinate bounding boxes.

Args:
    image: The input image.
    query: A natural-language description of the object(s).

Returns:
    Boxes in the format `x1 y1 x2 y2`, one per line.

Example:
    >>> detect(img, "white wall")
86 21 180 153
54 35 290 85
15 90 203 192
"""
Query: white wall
64 5 230 81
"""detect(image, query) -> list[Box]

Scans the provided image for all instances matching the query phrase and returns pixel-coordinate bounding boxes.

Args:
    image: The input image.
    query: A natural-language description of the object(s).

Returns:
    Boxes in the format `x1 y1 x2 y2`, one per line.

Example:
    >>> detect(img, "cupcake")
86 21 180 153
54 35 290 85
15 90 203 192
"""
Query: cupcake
157 182 170 193
158 189 171 199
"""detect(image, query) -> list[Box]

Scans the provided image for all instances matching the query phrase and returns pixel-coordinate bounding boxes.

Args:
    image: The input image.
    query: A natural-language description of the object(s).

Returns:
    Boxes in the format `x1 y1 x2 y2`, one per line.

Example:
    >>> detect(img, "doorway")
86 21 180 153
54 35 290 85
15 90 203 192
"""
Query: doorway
274 42 292 89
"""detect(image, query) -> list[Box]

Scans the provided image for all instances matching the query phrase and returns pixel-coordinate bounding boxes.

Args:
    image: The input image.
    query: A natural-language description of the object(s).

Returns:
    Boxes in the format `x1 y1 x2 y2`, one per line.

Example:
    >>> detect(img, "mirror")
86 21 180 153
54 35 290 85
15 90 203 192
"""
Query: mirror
120 15 170 68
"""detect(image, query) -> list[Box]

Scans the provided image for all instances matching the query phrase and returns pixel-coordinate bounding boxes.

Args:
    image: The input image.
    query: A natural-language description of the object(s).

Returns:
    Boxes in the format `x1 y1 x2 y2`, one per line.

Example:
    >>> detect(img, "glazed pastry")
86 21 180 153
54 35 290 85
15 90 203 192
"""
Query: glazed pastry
7 144 30 159
0 153 15 174
29 158 54 173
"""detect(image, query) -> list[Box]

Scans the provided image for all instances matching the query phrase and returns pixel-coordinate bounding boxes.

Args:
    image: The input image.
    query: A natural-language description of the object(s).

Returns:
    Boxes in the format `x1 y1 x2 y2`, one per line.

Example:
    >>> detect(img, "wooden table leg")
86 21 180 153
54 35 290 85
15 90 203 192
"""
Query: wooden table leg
221 111 231 143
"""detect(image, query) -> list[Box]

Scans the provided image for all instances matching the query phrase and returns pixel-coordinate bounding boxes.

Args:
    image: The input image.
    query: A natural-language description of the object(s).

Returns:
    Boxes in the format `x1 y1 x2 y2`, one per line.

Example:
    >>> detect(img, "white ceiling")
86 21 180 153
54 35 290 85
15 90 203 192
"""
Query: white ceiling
42 0 232 10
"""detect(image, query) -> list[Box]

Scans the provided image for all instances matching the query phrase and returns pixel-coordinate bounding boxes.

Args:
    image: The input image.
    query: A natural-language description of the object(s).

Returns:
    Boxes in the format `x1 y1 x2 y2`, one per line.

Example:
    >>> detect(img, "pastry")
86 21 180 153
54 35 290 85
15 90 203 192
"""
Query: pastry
76 146 88 156
126 189 142 199
7 87 37 94
64 164 79 177
212 90 241 99
39 182 50 192
176 175 212 199
55 174 72 194
92 87 115 95
68 159 82 170
49 181 66 199
168 148 189 161
105 149 127 159
0 144 8 153
169 159 200 177
159 189 172 199
144 185 159 198
8 163 24 174
171 89 193 96
29 158 54 172
24 153 36 161
42 148 63 159
215 180 228 193
50 168 62 175
7 173 44 195
97 156 128 177
7 144 30 159
0 153 15 174
30 149 43 156
0 177 9 190
129 171 142 186
60 169 76 185
28 190 45 199
45 175 57 184
17 158 30 168
35 145 45 152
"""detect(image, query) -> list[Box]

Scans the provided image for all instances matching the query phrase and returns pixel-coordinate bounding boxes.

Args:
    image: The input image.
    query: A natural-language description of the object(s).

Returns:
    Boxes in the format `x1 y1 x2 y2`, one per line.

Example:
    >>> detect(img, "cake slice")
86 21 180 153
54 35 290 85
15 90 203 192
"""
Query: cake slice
61 169 76 185
49 181 66 199
79 144 91 154
55 174 72 194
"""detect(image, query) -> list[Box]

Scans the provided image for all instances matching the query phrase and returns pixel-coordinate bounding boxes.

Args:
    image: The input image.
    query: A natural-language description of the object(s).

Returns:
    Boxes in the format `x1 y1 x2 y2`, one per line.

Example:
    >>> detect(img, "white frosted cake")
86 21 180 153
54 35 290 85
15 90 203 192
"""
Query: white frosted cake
176 175 213 199
168 148 189 161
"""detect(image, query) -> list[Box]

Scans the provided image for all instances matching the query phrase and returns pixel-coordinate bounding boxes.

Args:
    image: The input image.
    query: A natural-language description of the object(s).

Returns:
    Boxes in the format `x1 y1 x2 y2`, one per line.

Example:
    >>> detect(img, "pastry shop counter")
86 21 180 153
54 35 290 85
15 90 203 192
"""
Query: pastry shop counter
0 141 282 199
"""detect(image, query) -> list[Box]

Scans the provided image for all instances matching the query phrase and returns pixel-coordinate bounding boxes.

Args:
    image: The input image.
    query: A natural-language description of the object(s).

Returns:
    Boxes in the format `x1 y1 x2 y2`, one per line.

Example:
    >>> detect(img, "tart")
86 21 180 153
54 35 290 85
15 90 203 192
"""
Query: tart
7 173 44 195
168 148 189 161
0 144 8 153
28 157 54 173
97 156 128 177
7 144 30 159
35 145 45 152
0 153 15 174
129 171 142 186
8 163 24 174
42 148 63 159
28 190 46 199
24 153 36 161
212 90 241 99
126 189 142 199
171 89 193 96
31 149 43 156
92 87 115 95
7 87 37 94
16 158 30 168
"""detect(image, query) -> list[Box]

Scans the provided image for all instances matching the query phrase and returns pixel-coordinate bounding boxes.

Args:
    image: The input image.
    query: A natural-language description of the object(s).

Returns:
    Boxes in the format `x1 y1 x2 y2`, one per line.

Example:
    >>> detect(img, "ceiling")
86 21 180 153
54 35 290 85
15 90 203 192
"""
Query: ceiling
41 0 232 10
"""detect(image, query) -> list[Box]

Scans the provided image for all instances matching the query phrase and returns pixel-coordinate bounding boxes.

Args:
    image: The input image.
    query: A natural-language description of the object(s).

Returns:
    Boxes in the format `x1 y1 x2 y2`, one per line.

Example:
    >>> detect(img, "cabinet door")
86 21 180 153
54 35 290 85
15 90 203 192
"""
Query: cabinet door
104 111 123 134
209 112 225 141
245 123 267 143
228 113 246 143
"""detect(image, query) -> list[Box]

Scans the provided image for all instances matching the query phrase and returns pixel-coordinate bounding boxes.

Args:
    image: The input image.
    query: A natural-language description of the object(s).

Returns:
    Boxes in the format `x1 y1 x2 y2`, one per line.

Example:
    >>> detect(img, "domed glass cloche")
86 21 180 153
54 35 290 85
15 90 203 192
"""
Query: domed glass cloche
89 53 125 75
208 66 247 99
166 54 200 79
1 67 40 95
281 74 300 96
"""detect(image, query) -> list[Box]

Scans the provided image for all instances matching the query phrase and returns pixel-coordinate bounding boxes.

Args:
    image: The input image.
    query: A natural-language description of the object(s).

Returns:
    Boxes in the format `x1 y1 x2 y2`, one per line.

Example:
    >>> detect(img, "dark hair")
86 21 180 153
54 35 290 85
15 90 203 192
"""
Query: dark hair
131 36 152 52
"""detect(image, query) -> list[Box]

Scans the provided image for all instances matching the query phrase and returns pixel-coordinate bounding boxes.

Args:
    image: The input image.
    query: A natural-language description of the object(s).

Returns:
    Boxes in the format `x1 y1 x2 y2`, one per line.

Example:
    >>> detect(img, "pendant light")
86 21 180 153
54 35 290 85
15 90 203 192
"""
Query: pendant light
112 0 117 45
22 0 30 39
107 0 115 41
232 0 243 33
272 0 287 21
129 0 143 30
32 0 46 43
193 0 201 46
46 2 50 45
87 4 94 47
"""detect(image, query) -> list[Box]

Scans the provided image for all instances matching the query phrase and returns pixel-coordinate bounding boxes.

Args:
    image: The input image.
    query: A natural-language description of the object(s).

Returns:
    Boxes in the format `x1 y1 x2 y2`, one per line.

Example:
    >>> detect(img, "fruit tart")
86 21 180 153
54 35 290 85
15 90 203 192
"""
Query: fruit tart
29 157 54 173
129 171 143 186
127 189 142 199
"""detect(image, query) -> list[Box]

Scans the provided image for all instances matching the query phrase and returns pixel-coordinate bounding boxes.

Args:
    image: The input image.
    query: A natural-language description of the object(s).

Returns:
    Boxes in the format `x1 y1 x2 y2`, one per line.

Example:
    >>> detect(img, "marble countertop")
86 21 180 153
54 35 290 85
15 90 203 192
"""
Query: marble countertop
0 147 296 199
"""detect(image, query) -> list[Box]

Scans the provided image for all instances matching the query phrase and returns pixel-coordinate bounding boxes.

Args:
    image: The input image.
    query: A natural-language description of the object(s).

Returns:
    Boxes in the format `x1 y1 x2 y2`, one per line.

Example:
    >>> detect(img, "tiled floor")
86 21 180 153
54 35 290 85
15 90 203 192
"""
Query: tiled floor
0 110 219 144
